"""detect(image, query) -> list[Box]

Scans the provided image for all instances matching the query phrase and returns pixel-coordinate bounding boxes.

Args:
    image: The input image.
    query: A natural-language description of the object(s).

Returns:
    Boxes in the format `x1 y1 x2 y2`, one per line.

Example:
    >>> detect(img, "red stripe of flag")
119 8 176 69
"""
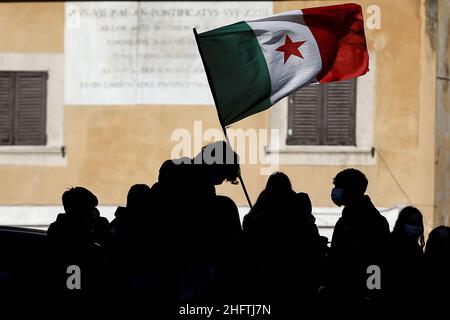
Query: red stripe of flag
302 3 369 83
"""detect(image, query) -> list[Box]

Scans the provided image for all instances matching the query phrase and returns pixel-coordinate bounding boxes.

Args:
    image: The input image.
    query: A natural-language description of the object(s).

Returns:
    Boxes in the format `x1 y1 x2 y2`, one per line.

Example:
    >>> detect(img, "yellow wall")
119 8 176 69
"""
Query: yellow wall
0 1 441 228
0 2 64 53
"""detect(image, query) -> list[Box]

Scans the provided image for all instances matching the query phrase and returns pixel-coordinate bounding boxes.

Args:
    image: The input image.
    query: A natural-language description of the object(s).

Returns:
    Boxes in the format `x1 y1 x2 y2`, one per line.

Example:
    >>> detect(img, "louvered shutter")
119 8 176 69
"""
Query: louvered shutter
287 79 356 146
324 79 356 145
14 72 47 145
286 84 322 145
0 72 14 145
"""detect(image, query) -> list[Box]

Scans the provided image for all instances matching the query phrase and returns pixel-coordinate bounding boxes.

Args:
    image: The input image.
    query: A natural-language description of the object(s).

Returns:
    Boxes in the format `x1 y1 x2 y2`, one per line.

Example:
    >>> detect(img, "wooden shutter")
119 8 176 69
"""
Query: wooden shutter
286 84 322 145
287 79 356 146
323 79 356 145
14 72 47 145
0 72 14 145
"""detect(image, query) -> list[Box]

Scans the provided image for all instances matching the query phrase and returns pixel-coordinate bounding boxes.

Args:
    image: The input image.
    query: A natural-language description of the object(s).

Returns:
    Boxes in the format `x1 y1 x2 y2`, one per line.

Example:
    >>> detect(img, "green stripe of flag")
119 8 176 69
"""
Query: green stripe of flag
197 21 272 126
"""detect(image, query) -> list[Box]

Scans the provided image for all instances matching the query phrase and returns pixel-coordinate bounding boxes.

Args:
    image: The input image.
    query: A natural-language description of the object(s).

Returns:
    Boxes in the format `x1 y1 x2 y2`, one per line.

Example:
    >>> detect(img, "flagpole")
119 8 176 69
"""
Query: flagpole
193 28 253 209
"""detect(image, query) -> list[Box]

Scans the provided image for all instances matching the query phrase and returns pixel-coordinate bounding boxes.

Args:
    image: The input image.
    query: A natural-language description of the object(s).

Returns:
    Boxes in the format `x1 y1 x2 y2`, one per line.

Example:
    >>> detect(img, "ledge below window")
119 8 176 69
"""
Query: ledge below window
0 145 67 166
265 146 376 166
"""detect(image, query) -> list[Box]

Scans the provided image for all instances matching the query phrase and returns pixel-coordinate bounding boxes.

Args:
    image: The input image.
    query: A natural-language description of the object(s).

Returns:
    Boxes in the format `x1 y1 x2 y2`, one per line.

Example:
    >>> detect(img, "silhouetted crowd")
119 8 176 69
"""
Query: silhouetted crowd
1 141 449 318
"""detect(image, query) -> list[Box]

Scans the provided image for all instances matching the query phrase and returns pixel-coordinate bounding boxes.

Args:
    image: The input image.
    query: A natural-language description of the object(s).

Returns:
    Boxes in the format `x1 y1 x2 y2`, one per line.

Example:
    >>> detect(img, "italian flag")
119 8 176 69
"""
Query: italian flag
195 3 369 126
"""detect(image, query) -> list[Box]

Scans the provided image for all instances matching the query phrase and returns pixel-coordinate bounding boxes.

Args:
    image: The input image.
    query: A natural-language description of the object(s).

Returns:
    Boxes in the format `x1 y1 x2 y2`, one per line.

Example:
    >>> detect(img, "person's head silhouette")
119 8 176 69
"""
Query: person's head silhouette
393 206 425 248
60 186 101 234
331 168 368 207
194 141 240 185
265 171 293 196
126 184 151 212
62 186 98 216
425 225 450 260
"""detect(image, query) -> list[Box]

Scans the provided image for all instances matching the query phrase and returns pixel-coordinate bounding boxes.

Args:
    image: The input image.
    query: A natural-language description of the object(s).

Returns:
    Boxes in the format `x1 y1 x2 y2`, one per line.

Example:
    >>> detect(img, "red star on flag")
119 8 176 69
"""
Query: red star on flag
276 35 306 63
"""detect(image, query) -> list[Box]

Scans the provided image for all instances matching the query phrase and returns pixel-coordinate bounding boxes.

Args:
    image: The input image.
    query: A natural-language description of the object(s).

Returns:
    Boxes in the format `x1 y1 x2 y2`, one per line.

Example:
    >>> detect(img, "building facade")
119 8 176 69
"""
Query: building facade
0 1 449 235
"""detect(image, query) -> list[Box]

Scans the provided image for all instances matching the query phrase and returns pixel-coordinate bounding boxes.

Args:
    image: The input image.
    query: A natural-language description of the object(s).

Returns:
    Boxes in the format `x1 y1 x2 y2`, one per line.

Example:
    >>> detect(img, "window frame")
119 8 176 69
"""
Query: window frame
0 71 48 146
0 53 65 166
266 52 376 166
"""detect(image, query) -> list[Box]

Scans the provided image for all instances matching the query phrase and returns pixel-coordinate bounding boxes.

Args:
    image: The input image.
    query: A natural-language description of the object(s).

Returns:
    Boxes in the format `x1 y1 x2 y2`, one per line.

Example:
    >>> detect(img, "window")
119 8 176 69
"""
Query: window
267 53 375 166
286 79 356 146
0 71 47 146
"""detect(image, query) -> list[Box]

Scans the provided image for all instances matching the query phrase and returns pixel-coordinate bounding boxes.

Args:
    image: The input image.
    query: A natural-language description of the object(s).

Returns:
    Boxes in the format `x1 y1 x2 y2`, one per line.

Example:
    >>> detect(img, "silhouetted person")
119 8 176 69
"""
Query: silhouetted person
156 140 240 201
385 206 425 315
48 187 107 245
103 183 161 311
104 184 153 255
242 172 322 315
47 187 107 314
423 225 450 313
151 141 242 312
325 169 390 315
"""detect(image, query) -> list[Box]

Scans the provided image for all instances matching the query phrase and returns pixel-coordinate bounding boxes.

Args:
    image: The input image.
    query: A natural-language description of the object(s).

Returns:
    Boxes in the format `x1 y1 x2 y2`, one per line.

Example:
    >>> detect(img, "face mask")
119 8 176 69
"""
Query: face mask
331 188 344 206
404 224 423 238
